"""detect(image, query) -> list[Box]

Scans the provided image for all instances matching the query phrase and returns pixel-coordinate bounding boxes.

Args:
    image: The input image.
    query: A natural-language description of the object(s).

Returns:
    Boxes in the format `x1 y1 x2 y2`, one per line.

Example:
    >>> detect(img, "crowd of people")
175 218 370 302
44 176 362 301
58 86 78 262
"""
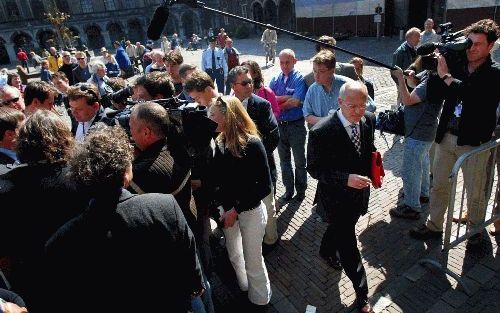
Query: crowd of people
0 18 499 313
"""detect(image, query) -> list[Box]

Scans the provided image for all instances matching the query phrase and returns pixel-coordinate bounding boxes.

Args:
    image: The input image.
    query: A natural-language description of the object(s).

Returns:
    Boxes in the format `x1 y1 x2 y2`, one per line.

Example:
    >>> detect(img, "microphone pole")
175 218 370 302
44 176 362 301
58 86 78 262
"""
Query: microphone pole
180 1 396 70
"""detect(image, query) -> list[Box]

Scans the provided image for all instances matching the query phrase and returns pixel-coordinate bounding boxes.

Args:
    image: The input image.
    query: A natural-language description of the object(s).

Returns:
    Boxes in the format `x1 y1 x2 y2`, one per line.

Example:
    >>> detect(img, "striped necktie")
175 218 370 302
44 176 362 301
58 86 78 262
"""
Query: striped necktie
350 124 361 154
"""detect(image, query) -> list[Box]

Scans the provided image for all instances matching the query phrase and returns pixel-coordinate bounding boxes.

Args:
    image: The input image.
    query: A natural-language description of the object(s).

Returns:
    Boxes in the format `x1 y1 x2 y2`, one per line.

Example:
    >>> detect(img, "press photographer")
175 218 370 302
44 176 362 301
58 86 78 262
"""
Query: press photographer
408 19 500 245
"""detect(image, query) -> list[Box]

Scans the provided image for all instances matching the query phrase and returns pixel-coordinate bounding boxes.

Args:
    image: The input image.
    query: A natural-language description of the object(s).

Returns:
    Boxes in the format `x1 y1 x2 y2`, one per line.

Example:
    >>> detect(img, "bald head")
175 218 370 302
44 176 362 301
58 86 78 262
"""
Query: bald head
338 81 368 123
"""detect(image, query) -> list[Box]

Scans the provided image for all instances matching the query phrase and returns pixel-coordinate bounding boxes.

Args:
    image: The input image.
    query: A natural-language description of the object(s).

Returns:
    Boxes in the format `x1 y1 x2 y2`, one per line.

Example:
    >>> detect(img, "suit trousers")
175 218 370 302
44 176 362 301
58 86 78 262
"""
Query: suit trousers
426 133 490 232
223 202 272 305
320 207 368 298
207 68 225 95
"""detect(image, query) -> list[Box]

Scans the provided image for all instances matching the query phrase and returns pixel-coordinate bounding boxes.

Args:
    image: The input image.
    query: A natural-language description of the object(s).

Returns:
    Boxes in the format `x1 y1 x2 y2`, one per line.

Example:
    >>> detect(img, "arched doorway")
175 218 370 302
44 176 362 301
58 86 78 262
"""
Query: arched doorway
164 16 178 36
37 30 57 50
182 12 196 39
278 0 293 30
0 37 10 65
66 27 81 49
128 19 145 43
85 25 105 50
12 31 35 52
263 0 278 25
107 22 125 43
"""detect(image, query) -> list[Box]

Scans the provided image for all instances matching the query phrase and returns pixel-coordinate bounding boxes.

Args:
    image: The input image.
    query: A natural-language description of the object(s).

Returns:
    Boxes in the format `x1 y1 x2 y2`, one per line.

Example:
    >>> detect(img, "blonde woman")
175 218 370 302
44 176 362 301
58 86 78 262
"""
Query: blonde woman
208 96 272 310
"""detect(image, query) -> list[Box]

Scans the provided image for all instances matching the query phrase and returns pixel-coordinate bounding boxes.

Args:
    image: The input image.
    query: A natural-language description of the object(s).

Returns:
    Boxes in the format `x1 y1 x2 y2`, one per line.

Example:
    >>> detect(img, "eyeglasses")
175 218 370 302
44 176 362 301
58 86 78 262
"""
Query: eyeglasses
215 96 227 113
77 57 85 60
63 55 70 58
344 103 367 111
2 97 20 106
234 79 253 86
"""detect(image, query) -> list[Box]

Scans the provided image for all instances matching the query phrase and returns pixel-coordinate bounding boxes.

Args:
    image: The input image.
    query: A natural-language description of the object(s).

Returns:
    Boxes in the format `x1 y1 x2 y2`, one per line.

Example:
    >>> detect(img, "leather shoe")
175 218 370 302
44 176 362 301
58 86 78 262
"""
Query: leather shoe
356 297 373 313
280 191 293 201
389 205 420 220
409 224 442 240
319 253 342 270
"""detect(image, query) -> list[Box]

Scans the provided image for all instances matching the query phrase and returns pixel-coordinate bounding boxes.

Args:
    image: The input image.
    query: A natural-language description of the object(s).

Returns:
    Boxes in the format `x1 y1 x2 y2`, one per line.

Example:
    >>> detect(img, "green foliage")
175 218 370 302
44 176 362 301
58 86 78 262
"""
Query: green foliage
233 24 250 39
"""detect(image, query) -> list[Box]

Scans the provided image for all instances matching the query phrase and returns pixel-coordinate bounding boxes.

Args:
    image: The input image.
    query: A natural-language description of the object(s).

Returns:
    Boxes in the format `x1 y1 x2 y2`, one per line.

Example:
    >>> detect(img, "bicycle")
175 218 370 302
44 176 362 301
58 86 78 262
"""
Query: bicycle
263 42 276 67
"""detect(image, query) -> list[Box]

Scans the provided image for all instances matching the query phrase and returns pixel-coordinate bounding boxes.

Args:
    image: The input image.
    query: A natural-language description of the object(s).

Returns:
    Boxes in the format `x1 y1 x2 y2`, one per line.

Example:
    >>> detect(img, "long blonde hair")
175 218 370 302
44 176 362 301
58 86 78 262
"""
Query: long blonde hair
212 96 259 157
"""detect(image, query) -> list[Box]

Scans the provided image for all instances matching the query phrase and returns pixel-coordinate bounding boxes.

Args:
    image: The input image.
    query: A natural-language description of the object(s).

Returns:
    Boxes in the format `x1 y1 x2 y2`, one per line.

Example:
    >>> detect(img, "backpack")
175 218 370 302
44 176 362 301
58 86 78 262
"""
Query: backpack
226 49 239 70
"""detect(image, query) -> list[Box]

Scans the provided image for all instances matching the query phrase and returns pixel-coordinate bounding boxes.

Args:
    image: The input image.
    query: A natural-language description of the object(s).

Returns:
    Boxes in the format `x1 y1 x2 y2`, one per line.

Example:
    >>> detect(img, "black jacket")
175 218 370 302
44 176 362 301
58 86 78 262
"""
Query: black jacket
45 190 203 313
70 105 108 136
435 57 500 146
246 94 279 156
130 138 194 226
58 63 77 85
0 163 87 311
211 136 271 213
307 111 376 220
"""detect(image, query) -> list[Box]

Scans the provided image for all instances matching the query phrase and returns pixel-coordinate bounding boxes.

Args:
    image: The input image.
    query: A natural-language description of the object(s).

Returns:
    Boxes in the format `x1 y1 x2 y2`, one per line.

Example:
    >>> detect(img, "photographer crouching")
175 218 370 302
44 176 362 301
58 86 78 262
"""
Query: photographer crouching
408 19 500 245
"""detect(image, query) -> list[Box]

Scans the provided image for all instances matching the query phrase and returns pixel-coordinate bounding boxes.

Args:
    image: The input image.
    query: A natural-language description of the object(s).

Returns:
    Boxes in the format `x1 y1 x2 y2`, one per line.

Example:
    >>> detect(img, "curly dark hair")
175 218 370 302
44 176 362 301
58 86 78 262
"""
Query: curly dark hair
464 19 500 44
134 71 175 99
240 60 264 89
69 123 133 194
16 109 74 164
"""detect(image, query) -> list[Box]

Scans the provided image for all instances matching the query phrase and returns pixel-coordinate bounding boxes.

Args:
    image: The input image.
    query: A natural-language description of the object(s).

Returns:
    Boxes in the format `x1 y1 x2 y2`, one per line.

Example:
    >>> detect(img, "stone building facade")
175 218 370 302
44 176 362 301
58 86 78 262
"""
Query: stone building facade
0 0 212 64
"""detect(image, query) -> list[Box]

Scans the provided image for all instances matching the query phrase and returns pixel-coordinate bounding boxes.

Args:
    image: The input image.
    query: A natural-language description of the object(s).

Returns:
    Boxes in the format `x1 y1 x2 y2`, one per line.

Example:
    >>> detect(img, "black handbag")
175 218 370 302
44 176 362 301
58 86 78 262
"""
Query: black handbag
376 105 405 136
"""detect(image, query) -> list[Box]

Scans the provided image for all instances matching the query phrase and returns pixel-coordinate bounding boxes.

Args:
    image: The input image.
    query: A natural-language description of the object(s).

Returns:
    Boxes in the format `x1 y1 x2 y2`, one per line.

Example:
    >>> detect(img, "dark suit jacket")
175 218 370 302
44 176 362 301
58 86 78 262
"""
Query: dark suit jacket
246 94 279 155
307 111 376 220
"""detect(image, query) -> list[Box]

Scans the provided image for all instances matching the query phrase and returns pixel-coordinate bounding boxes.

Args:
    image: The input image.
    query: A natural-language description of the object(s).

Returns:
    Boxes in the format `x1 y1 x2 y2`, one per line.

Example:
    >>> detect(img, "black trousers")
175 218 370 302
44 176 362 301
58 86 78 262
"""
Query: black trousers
320 208 368 299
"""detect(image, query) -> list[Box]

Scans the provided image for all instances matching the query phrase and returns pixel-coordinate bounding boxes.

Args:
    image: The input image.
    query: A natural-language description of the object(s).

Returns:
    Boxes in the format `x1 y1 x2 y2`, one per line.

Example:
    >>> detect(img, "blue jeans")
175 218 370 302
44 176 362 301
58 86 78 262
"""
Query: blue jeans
190 273 215 313
402 137 432 211
277 119 307 194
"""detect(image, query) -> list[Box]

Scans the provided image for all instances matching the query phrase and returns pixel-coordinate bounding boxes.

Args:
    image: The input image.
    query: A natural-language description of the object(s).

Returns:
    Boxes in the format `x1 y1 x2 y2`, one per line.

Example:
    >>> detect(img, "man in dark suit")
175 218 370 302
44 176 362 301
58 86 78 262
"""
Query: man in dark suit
229 65 280 249
0 107 24 174
307 81 378 313
67 83 107 141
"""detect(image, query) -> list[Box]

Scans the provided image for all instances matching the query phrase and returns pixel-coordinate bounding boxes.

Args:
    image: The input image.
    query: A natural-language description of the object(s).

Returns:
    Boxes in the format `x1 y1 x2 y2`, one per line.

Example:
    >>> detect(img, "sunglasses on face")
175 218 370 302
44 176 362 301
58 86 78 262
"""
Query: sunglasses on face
77 57 85 60
234 79 253 86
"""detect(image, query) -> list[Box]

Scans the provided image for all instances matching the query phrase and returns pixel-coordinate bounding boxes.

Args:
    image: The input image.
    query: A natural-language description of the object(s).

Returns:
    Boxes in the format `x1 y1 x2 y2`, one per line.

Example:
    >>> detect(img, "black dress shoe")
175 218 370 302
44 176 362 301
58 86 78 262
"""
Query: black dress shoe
356 297 374 313
281 191 293 201
409 224 442 240
262 241 278 255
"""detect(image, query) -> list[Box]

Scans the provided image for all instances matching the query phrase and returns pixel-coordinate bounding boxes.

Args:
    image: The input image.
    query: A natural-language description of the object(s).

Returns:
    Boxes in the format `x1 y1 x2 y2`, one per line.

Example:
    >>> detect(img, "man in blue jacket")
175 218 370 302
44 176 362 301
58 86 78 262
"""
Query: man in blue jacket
113 41 131 77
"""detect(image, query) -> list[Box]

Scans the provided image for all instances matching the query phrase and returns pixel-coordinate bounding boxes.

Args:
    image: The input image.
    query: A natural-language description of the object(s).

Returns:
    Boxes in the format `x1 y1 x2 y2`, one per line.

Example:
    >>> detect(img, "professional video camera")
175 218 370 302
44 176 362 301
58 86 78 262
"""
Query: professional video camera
105 96 217 149
417 22 471 72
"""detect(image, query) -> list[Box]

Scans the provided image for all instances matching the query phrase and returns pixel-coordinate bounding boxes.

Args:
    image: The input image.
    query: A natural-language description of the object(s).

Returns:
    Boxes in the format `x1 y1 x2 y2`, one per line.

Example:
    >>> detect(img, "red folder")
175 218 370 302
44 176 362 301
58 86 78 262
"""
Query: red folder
371 151 385 188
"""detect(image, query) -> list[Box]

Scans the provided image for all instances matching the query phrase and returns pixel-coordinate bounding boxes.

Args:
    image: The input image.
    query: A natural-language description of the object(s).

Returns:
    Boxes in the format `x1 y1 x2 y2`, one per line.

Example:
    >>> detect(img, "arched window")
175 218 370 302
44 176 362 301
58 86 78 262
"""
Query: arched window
80 0 93 13
104 0 116 11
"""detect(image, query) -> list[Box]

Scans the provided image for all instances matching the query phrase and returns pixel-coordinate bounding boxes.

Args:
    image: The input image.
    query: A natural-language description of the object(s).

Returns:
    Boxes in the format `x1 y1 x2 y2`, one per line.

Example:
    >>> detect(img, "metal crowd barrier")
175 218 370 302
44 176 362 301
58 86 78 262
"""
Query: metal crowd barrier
419 138 500 295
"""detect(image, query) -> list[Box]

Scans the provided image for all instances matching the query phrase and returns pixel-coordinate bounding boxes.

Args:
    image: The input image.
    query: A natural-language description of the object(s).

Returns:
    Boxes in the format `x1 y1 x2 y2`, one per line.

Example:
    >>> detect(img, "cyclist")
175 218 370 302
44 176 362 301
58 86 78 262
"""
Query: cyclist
261 27 277 66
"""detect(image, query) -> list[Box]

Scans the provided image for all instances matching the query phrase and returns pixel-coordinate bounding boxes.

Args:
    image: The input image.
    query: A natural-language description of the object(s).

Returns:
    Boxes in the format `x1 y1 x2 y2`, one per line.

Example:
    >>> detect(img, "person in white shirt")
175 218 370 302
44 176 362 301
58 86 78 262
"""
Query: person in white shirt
201 36 227 94
67 83 104 142
419 18 441 46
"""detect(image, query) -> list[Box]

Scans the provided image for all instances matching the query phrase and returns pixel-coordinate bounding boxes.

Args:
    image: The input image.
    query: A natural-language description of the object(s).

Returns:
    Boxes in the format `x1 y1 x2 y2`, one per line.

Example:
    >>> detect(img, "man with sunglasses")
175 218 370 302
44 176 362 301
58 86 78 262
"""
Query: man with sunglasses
72 51 91 85
58 51 77 86
228 66 280 251
0 85 25 112
67 83 106 142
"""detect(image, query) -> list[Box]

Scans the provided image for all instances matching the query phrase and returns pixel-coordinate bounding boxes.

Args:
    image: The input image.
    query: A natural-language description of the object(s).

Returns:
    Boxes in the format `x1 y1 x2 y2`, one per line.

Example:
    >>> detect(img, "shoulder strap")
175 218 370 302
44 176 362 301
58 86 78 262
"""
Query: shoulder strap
129 170 191 196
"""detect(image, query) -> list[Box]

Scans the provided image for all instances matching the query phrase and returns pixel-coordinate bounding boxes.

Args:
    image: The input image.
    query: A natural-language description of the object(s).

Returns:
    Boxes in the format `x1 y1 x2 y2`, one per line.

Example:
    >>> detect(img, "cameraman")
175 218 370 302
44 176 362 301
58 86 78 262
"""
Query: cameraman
410 19 500 245
390 58 445 220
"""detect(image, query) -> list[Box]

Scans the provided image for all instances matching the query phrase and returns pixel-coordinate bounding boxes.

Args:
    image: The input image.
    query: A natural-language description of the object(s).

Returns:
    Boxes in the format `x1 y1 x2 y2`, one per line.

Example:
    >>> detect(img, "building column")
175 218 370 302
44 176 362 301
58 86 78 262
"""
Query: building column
101 30 112 48
4 42 18 64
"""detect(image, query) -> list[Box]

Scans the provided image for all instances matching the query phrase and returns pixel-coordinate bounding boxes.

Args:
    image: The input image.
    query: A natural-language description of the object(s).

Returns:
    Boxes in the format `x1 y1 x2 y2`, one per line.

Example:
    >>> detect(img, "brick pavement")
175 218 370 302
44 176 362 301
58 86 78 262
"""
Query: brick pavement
201 35 500 313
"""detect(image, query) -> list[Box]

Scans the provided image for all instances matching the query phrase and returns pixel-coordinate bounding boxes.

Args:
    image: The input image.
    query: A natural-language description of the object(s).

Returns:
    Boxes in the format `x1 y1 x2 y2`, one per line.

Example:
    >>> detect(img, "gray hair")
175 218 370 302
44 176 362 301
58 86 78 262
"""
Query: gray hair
131 101 170 138
339 81 368 101
89 61 106 74
279 48 296 59
227 66 249 85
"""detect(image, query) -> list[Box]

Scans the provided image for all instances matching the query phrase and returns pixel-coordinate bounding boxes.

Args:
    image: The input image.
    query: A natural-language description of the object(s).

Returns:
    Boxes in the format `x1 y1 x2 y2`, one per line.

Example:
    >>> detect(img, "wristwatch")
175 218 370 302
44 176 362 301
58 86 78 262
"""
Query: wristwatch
441 73 452 80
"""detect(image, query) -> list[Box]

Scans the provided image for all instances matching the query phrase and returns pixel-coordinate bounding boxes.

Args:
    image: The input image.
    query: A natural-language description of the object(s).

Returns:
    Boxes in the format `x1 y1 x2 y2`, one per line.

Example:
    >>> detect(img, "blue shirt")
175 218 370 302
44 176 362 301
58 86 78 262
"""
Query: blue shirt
0 147 17 162
269 69 307 121
303 74 352 118
115 47 131 71
201 47 228 76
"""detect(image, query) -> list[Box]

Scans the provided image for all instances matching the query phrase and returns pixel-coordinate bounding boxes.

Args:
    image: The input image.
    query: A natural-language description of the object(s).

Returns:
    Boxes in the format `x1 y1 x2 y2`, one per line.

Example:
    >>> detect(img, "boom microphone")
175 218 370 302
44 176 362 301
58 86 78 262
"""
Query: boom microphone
417 38 472 56
147 4 169 41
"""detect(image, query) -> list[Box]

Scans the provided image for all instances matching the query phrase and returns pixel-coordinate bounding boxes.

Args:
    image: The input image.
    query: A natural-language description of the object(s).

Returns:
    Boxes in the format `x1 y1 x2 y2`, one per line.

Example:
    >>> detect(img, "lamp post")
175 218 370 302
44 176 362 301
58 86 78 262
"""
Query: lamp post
44 10 71 49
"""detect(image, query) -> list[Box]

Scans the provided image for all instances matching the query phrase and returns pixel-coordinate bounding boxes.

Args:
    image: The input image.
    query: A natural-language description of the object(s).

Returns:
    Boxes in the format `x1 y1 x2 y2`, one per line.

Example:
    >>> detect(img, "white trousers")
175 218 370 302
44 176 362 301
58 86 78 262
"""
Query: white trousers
223 202 272 305
262 188 278 245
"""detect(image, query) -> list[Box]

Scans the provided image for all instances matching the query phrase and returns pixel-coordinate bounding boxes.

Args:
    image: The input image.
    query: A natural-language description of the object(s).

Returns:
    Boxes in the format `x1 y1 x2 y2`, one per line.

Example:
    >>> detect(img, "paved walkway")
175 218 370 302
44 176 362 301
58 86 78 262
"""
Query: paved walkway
199 34 500 313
